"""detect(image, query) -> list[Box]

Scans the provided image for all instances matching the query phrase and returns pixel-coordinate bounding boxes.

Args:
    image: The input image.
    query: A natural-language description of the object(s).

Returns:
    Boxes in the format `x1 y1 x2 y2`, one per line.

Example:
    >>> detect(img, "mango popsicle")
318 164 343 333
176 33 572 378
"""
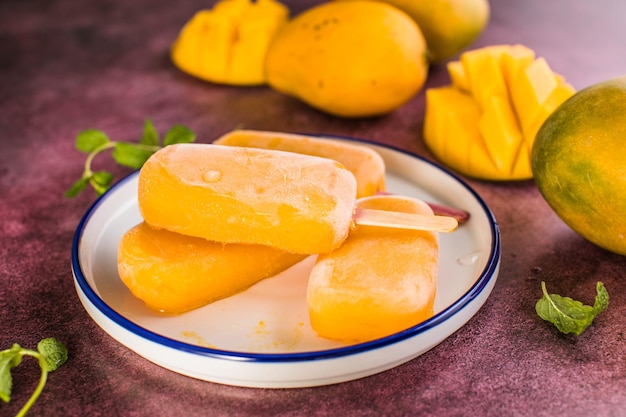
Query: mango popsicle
138 143 358 254
117 222 306 313
306 195 439 343
213 130 386 198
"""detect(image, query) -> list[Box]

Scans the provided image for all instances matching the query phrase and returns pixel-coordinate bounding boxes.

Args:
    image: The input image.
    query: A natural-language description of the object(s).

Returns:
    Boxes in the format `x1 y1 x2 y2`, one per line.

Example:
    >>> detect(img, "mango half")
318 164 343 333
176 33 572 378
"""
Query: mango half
424 44 575 180
171 0 289 86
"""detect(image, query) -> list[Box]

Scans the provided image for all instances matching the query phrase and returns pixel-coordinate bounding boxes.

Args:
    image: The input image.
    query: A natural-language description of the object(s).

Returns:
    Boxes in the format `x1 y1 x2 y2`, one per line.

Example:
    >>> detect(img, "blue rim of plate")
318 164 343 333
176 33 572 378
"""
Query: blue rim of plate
71 138 500 363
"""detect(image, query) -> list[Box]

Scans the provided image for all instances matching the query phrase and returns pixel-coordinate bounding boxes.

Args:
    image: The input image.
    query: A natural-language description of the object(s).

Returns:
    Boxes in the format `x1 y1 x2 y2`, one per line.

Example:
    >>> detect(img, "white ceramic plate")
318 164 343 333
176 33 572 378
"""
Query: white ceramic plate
71 138 500 388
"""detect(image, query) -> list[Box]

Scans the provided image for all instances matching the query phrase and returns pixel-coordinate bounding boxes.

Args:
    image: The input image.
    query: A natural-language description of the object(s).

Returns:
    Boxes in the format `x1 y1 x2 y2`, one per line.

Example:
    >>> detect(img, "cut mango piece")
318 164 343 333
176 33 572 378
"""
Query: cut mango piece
461 45 509 108
510 57 559 135
171 0 289 86
424 86 483 175
500 44 536 89
524 82 576 150
422 44 575 181
478 95 524 173
447 61 470 93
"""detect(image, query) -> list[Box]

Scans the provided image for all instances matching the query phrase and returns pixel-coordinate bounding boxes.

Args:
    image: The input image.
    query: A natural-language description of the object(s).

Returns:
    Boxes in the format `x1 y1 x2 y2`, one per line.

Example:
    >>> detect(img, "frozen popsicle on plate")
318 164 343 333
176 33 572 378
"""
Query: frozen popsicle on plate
138 143 358 254
138 144 457 254
213 130 386 198
117 222 306 313
306 195 439 343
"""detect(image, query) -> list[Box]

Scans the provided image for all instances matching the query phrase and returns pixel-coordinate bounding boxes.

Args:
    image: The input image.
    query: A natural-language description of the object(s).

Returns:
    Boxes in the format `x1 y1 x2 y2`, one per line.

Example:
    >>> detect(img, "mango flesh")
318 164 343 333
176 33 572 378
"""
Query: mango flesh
423 44 575 180
170 0 288 85
138 144 358 254
532 76 626 256
117 222 306 313
307 195 438 343
265 0 429 117
213 130 386 198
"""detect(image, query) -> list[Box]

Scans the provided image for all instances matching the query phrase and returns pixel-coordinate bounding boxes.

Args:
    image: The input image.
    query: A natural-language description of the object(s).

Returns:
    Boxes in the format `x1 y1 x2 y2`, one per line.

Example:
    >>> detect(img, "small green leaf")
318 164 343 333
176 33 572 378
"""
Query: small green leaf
592 282 609 315
536 281 609 336
140 119 159 146
112 142 155 169
0 344 23 403
65 177 90 198
37 338 68 372
75 129 110 153
89 171 114 195
164 124 196 146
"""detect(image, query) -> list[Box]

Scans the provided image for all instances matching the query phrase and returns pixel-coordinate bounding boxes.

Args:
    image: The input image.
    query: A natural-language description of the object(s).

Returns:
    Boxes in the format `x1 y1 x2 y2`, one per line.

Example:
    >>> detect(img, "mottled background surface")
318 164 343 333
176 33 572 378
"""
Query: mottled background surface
1 0 625 416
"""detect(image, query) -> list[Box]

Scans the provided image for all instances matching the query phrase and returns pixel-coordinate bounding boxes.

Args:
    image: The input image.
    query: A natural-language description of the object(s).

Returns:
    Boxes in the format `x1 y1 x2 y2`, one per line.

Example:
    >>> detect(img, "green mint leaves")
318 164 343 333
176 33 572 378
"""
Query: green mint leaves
66 119 196 198
0 338 68 417
536 281 609 336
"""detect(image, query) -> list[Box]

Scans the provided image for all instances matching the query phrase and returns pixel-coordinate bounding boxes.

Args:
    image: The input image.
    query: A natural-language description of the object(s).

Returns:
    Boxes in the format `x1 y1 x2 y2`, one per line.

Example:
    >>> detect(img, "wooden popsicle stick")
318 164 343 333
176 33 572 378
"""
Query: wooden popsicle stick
353 208 459 233
426 202 470 224
374 192 470 224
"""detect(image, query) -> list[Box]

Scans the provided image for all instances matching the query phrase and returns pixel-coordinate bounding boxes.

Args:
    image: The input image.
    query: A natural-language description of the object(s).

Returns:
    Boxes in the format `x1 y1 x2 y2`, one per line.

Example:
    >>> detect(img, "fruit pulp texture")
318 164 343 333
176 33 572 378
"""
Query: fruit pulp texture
307 195 439 343
214 130 386 198
117 222 306 313
170 0 288 85
424 44 575 180
138 144 358 254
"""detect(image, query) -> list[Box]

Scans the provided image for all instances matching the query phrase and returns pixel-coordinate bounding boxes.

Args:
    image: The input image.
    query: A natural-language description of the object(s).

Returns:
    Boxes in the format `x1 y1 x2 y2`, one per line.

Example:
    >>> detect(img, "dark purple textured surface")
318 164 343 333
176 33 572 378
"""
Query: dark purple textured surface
1 0 625 416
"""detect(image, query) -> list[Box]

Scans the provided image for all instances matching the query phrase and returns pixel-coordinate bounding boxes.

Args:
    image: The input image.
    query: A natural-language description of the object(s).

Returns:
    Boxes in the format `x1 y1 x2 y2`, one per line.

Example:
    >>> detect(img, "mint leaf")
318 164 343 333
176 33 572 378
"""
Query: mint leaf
65 177 90 198
164 124 196 146
67 120 196 198
140 119 159 146
0 339 68 415
89 171 114 196
37 338 68 372
592 282 609 315
0 344 23 403
536 281 609 336
112 142 156 169
75 129 110 153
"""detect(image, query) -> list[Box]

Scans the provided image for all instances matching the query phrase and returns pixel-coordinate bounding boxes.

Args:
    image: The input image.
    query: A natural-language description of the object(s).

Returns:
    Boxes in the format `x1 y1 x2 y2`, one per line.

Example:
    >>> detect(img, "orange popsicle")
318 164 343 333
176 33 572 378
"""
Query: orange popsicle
306 195 439 343
138 143 358 254
117 222 306 313
213 130 386 198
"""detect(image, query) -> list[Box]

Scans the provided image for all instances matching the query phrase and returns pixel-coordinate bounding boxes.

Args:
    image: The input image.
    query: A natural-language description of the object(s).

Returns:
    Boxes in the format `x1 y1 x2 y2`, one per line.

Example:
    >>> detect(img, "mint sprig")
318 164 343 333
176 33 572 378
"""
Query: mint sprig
0 338 68 417
536 281 609 336
66 119 196 198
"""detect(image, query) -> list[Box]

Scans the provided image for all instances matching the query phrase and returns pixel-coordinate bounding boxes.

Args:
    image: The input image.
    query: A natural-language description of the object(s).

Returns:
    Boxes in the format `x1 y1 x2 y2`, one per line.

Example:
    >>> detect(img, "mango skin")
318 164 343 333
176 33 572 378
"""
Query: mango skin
265 0 429 117
340 0 490 62
532 76 626 255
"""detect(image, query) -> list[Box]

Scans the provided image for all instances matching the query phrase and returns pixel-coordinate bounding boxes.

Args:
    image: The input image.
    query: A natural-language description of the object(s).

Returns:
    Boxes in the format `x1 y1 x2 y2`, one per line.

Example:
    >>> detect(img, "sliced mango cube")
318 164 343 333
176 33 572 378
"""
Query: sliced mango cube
478 95 524 173
447 61 470 93
510 57 559 135
423 44 575 181
171 0 289 86
461 46 509 108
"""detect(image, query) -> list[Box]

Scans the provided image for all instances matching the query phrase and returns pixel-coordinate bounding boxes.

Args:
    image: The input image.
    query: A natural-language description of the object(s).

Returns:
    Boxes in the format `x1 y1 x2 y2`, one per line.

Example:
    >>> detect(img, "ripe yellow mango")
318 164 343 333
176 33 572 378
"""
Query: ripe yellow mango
265 1 429 117
423 44 575 181
170 0 289 86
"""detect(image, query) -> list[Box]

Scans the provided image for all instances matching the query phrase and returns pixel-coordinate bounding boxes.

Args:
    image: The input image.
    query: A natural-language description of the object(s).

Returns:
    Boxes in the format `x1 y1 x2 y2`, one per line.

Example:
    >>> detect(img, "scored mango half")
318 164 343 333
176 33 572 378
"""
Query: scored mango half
171 0 289 86
424 44 576 180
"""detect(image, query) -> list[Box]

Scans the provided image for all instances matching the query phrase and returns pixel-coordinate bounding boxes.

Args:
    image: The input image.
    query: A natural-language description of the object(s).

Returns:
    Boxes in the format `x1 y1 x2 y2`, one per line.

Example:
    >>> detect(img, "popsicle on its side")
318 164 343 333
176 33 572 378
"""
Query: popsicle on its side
306 195 439 343
117 222 307 313
213 130 386 198
138 143 358 254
